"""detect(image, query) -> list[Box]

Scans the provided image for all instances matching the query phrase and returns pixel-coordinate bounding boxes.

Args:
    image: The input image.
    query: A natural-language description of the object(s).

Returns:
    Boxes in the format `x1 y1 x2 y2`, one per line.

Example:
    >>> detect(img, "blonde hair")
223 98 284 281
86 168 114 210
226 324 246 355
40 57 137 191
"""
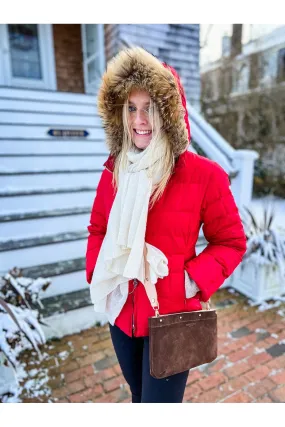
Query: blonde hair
112 93 175 208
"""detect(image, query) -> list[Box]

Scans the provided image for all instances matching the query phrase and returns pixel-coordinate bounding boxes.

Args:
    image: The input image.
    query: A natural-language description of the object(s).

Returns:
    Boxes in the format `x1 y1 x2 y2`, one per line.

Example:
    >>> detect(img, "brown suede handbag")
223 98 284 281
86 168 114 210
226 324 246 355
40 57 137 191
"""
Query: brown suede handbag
143 249 218 379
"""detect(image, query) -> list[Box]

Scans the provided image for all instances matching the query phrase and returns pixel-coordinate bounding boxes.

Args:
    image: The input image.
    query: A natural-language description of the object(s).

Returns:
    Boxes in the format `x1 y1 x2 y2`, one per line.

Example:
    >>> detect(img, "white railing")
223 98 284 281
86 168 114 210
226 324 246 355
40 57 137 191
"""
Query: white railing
188 103 259 210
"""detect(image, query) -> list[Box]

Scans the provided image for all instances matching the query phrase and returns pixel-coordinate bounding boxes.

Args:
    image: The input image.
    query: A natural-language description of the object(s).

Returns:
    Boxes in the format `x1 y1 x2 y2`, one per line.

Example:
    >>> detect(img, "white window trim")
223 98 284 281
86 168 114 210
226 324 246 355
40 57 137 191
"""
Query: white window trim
0 24 56 90
81 24 105 94
231 60 249 95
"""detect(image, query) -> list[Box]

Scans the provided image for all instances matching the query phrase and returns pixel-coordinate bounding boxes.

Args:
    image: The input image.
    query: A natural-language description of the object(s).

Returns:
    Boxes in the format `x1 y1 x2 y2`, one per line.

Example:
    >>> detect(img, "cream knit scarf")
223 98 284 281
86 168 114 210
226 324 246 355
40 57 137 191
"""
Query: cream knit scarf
89 139 169 322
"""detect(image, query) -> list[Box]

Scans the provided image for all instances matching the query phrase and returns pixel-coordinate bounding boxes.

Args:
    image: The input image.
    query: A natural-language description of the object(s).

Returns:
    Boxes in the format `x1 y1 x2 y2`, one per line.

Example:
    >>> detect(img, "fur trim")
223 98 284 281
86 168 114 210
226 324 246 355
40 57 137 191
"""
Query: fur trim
97 47 190 159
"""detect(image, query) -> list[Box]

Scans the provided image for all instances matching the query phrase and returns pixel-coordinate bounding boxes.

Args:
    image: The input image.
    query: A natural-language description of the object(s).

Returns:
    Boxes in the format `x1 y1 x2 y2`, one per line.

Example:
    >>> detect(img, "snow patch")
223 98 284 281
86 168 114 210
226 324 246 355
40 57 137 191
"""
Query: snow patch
255 328 267 333
271 333 279 339
58 351 70 361
257 300 281 312
277 309 285 317
254 347 265 354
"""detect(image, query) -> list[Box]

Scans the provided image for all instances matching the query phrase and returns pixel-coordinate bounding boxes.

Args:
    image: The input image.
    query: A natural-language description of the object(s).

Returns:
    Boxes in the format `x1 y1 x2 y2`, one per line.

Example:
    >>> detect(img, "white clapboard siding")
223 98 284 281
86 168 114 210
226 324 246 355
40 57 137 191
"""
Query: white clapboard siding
1 213 90 240
0 141 108 155
0 171 102 191
0 87 97 105
0 99 97 116
1 191 96 213
40 270 88 298
0 112 101 127
0 239 87 272
0 125 105 140
0 154 108 172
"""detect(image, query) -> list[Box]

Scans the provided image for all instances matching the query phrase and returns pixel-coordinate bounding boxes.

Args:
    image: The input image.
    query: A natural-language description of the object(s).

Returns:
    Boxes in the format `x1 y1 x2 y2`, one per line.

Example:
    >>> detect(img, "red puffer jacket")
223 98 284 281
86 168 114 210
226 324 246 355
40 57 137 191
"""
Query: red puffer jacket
86 150 247 337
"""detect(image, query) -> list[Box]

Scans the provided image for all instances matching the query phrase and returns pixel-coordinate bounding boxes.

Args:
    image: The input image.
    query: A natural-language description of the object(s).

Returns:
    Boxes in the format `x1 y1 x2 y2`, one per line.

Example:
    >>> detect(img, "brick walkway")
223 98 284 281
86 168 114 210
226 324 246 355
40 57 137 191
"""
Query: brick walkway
19 289 285 403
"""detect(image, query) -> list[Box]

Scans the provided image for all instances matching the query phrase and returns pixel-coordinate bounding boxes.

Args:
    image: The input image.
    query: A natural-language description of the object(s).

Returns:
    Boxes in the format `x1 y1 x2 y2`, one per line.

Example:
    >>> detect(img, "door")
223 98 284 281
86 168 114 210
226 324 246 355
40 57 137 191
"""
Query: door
81 24 105 94
0 24 56 90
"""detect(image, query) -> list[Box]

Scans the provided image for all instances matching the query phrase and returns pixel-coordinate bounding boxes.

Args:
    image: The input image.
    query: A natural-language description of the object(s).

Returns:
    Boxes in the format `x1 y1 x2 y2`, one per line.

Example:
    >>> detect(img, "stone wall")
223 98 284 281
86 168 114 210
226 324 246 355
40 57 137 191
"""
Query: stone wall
201 53 285 197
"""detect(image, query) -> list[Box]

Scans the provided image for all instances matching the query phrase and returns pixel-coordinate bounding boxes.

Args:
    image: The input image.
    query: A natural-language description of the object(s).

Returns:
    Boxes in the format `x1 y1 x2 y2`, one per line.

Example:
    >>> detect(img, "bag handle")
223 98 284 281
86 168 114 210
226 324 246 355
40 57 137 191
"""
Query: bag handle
143 244 160 317
143 244 211 317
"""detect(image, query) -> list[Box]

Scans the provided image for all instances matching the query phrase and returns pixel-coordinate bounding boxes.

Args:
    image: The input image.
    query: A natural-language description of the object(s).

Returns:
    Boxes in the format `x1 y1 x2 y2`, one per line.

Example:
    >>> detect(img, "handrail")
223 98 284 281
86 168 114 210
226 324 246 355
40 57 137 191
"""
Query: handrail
187 103 238 178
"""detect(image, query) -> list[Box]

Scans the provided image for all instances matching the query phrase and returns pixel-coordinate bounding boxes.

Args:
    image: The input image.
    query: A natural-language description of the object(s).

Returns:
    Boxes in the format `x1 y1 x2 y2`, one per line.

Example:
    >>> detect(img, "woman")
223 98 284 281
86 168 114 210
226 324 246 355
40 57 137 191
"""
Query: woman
86 47 247 403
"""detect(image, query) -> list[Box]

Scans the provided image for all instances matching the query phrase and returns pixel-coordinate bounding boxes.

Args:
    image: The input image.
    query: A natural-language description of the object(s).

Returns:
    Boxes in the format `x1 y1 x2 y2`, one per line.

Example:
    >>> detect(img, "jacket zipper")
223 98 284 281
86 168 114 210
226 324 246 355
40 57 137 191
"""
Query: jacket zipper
132 278 138 336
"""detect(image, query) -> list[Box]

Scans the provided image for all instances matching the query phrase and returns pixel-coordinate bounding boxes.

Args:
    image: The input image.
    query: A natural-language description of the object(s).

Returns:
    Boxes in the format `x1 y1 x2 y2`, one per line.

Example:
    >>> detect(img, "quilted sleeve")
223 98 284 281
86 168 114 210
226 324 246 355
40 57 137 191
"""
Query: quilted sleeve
184 164 247 302
85 169 109 284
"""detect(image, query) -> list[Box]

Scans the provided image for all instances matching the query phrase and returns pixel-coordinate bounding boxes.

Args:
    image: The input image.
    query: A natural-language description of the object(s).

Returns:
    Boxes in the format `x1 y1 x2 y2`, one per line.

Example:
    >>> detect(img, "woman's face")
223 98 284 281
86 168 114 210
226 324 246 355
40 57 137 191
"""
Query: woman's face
127 89 153 150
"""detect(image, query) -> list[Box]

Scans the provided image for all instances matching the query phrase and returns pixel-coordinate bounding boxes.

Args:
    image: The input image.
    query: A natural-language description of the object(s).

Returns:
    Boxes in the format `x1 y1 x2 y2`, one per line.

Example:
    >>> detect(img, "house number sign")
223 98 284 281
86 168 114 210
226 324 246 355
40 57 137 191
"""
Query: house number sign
48 129 89 137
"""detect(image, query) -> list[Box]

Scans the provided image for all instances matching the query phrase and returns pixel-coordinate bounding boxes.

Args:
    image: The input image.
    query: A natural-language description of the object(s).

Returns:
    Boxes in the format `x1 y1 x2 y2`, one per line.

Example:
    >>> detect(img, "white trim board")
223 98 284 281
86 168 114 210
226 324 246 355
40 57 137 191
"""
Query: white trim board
0 24 57 91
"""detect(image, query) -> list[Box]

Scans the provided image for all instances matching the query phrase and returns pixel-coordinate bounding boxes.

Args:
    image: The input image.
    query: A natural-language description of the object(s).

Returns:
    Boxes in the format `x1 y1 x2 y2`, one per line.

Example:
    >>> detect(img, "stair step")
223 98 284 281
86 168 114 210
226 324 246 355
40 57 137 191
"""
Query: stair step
1 189 96 212
21 257 85 279
0 124 105 140
1 154 107 173
0 140 108 156
0 111 101 127
2 230 205 252
0 168 102 176
0 206 90 222
0 99 97 115
0 86 97 104
1 234 207 274
0 230 88 252
0 171 102 193
39 288 92 318
1 212 89 241
0 153 106 157
0 237 87 273
0 186 96 197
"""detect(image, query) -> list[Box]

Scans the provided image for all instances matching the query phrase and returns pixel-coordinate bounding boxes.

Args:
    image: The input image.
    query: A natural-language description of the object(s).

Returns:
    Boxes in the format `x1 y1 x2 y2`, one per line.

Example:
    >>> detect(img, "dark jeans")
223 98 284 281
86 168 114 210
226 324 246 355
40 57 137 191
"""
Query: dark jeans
108 322 189 403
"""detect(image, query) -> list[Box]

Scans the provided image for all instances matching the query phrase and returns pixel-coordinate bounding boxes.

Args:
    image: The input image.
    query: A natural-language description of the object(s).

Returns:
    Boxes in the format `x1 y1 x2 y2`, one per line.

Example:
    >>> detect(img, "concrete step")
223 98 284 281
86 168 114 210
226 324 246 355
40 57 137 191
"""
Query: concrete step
0 230 88 252
39 288 92 318
41 270 88 298
21 257 86 280
0 86 97 104
1 232 207 275
0 206 91 222
1 212 90 240
0 185 96 197
0 239 87 275
0 125 105 140
0 111 101 127
0 140 108 155
1 190 95 212
0 170 102 192
0 99 97 115
0 154 107 174
0 168 103 176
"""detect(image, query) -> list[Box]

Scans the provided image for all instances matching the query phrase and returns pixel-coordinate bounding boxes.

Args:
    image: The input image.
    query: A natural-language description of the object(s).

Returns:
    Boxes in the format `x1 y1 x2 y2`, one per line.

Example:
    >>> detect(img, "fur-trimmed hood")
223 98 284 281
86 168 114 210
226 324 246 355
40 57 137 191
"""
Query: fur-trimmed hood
97 47 191 159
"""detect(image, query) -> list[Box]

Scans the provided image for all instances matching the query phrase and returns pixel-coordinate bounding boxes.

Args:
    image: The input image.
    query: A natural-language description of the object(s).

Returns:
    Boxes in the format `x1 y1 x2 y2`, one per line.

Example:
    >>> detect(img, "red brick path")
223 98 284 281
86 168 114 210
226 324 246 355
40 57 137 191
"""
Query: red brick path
19 289 285 403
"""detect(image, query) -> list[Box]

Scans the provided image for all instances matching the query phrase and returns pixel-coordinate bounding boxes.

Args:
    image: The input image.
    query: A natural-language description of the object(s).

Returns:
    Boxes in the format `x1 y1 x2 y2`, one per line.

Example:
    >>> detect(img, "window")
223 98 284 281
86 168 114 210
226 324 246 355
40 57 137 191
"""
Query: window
8 24 42 80
277 48 285 82
232 61 249 94
259 50 277 86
